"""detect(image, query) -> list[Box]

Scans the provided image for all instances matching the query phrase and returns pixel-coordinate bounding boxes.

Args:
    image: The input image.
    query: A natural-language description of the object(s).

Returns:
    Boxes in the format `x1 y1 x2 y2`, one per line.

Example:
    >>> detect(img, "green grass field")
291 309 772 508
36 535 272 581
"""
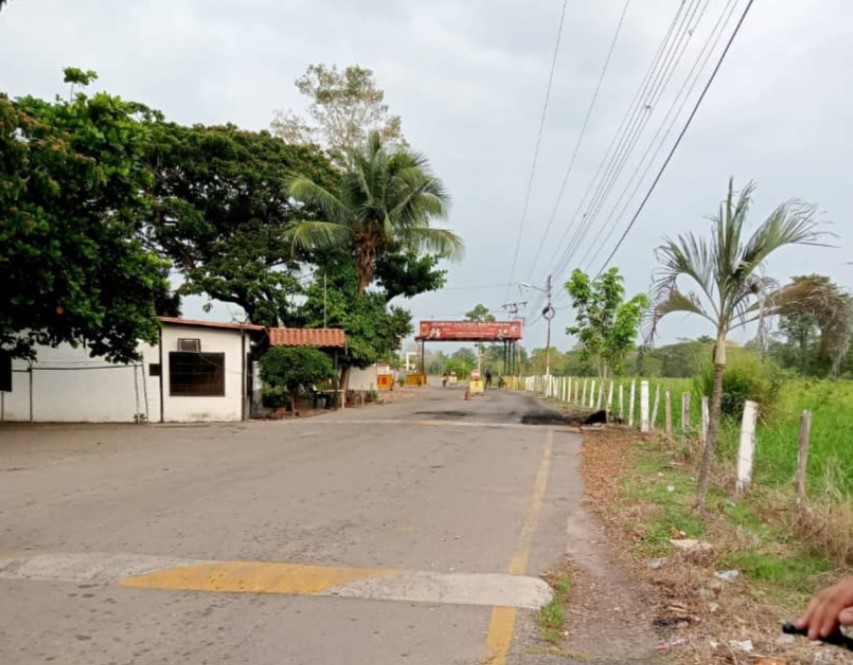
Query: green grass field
752 379 853 497
530 374 853 499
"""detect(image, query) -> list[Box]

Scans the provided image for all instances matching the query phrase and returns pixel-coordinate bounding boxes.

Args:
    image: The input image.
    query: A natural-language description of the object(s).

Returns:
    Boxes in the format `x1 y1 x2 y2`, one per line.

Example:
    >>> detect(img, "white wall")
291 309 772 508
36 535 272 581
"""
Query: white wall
348 366 378 392
2 343 158 423
158 326 245 423
1 325 248 423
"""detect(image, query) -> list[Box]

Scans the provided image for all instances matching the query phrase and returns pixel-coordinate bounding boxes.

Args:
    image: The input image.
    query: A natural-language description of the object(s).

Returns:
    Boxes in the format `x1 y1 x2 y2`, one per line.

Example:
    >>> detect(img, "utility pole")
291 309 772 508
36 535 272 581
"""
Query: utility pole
542 275 555 377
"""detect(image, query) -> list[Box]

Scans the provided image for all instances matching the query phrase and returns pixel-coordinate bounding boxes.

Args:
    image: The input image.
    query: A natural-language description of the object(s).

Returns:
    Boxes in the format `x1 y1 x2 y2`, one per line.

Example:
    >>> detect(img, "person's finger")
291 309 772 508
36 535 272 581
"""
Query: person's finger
839 608 853 626
819 597 844 638
798 593 823 632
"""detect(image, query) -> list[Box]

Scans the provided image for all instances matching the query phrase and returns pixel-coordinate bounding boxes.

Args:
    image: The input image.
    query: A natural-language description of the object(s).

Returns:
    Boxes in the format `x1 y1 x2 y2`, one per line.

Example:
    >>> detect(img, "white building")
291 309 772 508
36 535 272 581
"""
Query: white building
1 318 266 423
1 318 349 423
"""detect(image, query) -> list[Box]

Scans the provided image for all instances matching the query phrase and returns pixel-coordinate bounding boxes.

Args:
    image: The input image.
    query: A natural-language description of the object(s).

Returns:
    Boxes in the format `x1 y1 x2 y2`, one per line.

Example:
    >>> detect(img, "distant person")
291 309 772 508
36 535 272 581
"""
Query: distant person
442 372 449 388
485 369 493 389
797 575 853 640
497 374 505 389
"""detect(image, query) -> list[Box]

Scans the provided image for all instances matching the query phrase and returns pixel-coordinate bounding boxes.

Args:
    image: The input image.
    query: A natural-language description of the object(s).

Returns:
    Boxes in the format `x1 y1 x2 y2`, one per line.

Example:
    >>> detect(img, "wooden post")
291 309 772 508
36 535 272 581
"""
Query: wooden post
681 392 691 430
736 400 759 495
701 396 710 445
589 380 596 408
640 380 650 433
796 410 812 512
628 380 636 427
618 383 624 419
664 389 672 437
651 385 661 430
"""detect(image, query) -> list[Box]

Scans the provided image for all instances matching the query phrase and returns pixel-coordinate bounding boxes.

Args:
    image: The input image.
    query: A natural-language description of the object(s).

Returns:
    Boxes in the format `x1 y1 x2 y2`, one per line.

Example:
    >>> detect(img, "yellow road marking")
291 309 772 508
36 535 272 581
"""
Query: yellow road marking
121 561 395 595
482 429 554 665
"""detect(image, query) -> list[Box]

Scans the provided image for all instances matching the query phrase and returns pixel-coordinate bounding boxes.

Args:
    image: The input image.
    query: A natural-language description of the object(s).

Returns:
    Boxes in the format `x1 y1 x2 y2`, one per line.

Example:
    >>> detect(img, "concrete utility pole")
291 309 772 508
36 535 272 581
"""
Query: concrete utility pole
543 275 555 377
520 277 555 377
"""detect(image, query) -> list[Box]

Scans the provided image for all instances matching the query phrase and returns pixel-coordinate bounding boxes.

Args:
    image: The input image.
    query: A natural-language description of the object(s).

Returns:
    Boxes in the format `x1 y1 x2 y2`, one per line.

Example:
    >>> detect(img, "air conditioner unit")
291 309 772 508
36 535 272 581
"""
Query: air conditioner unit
177 338 201 353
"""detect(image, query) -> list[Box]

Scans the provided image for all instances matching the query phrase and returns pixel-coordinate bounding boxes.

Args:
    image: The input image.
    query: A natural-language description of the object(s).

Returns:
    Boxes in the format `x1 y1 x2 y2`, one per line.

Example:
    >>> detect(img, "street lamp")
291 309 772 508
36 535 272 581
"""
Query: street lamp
520 276 555 378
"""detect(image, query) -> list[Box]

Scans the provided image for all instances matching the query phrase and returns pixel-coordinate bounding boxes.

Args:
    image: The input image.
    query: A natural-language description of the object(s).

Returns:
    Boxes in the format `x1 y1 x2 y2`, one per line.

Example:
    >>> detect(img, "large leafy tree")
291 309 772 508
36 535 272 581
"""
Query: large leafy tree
650 179 826 510
287 132 463 295
145 122 337 325
0 72 169 362
565 268 648 379
775 275 853 377
297 259 412 387
272 64 406 159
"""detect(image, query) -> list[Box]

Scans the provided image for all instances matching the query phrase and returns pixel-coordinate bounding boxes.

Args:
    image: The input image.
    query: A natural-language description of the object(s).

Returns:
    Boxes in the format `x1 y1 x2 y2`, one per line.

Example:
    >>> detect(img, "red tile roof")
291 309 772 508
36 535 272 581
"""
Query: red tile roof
269 328 346 348
158 317 266 332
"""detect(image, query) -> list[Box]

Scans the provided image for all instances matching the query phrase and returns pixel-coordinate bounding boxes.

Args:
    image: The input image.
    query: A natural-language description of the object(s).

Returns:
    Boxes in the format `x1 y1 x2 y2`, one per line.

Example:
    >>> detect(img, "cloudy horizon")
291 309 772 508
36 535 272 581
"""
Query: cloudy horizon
2 0 850 353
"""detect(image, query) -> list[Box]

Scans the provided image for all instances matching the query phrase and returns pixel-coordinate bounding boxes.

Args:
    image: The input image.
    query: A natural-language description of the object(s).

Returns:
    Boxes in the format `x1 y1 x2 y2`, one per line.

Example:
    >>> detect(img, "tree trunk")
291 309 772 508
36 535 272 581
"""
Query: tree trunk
289 388 298 417
339 366 351 408
695 361 725 510
356 244 376 295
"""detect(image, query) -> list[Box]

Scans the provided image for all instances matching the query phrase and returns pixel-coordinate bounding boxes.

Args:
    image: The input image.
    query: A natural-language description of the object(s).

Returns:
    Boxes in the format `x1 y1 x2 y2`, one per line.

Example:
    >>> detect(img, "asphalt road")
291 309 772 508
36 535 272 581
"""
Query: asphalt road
0 387 585 665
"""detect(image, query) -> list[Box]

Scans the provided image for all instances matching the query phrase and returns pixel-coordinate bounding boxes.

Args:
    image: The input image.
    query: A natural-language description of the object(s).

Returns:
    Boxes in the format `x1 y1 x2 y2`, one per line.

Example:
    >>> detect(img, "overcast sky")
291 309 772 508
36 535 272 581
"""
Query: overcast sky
2 0 850 351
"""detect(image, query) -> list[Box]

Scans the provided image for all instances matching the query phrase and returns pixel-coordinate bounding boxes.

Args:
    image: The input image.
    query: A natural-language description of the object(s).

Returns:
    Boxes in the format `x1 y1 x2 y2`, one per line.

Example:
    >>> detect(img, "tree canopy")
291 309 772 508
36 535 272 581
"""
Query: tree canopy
1 83 169 362
272 64 406 158
564 268 648 378
287 131 463 294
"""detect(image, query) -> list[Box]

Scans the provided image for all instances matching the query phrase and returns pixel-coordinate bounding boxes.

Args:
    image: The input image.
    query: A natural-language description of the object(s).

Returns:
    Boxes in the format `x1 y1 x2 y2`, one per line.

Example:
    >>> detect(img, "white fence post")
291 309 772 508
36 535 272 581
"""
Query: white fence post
582 380 588 406
651 385 661 430
681 392 691 430
589 380 596 408
618 383 624 419
640 380 650 433
628 380 636 428
607 382 614 414
597 381 604 410
701 396 710 445
736 400 759 495
574 379 579 404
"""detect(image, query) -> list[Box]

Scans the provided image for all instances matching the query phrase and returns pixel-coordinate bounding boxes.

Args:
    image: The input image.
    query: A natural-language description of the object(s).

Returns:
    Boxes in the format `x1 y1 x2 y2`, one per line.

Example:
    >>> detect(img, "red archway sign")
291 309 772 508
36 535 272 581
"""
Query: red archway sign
415 320 523 342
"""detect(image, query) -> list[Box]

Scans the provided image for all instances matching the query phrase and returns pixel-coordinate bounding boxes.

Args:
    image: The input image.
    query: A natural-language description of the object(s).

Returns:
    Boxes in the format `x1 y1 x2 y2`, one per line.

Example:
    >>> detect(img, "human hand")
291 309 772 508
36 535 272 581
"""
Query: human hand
797 577 853 640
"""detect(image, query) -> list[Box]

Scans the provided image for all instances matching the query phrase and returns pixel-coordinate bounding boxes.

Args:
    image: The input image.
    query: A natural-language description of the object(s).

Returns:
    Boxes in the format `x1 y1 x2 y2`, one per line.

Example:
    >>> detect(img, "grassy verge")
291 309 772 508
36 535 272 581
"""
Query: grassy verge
538 562 572 645
583 429 840 664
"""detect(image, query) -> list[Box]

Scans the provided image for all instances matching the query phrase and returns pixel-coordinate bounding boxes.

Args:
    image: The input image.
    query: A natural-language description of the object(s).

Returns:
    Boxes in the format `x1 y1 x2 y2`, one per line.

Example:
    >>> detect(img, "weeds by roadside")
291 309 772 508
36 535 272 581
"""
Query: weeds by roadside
538 562 573 645
582 429 845 665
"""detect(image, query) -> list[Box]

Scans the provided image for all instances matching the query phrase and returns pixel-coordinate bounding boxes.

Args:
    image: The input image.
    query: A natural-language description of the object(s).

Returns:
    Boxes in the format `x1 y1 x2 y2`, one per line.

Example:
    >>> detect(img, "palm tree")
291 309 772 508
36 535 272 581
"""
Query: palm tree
286 132 463 294
650 178 827 510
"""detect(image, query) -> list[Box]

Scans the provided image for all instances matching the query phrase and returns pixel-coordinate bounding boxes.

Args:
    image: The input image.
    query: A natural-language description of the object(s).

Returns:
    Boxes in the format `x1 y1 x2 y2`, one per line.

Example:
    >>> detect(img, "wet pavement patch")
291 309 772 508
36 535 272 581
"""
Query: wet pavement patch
414 411 470 418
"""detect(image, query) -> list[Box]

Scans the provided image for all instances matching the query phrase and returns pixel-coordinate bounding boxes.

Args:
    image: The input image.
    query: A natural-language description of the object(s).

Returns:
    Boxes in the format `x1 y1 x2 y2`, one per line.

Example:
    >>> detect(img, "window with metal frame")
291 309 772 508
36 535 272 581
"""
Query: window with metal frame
169 352 225 396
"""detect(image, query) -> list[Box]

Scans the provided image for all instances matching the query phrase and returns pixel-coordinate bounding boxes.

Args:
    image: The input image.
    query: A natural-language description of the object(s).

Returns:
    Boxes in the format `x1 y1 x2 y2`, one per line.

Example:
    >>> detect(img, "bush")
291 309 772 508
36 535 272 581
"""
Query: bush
695 348 786 422
259 347 335 414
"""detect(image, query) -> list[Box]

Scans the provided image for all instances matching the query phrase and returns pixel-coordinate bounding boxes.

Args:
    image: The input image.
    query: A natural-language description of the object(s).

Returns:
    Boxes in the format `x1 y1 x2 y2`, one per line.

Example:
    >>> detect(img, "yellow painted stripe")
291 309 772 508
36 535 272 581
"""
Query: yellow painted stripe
482 606 516 665
121 561 395 595
482 429 554 665
508 428 553 576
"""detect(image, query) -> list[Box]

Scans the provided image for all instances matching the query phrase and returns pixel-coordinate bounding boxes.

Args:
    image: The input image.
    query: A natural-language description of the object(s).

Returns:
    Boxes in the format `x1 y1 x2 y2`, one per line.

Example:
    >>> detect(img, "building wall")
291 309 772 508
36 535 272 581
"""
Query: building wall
1 326 248 423
348 366 378 392
158 326 245 423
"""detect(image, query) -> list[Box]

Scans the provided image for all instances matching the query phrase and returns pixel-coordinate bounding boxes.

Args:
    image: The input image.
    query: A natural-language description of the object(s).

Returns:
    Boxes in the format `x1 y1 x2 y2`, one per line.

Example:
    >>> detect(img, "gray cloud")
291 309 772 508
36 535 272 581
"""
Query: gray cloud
1 0 849 351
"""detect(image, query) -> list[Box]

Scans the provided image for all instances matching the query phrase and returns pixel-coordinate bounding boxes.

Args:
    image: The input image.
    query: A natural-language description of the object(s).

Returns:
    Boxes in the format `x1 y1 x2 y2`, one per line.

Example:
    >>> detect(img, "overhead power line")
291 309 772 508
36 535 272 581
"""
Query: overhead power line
524 0 634 281
504 0 570 303
548 0 709 281
578 0 740 272
527 0 699 315
593 0 756 275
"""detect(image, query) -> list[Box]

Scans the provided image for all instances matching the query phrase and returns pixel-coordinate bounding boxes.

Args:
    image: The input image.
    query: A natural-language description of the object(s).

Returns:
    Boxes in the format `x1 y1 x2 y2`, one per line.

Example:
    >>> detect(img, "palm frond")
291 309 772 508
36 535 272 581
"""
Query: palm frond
287 177 350 224
646 287 715 339
283 221 352 254
398 227 464 260
736 200 831 277
652 233 719 319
